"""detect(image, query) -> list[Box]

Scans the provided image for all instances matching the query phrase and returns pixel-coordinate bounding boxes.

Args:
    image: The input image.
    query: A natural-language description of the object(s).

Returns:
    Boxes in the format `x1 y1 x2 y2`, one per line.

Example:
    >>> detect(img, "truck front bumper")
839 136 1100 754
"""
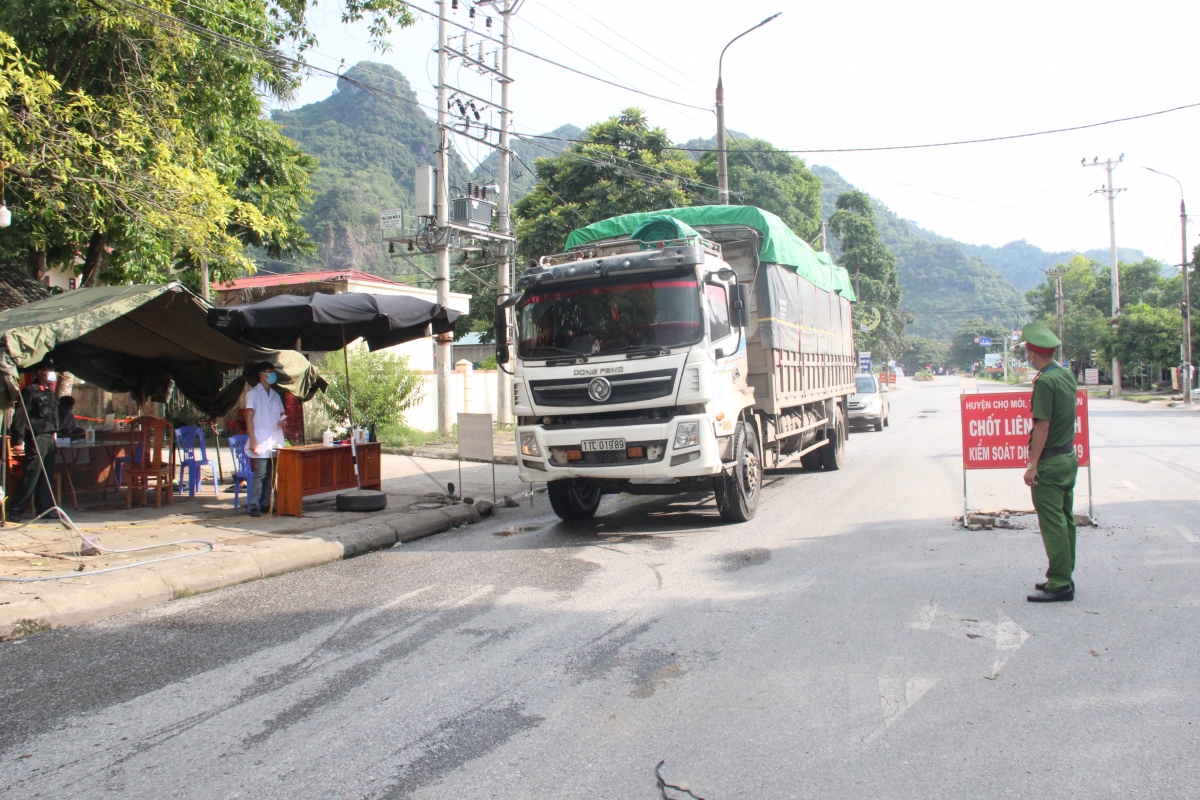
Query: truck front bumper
516 416 724 484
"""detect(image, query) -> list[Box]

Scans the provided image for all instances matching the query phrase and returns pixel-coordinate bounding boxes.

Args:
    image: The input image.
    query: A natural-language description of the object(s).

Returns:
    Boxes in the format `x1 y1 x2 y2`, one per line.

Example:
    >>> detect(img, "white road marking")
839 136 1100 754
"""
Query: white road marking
1123 480 1139 491
345 585 437 629
450 584 495 608
906 600 938 630
876 676 939 731
987 612 1030 680
1177 525 1199 544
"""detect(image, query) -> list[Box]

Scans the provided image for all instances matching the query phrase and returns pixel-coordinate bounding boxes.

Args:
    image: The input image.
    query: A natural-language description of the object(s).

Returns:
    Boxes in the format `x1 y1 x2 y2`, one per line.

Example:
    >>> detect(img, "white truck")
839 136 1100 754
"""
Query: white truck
495 206 858 523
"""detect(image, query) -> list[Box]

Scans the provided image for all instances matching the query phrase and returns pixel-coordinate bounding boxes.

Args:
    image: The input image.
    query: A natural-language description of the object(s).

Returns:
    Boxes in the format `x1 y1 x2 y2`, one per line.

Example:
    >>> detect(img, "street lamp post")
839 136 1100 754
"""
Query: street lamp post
716 13 781 204
1145 167 1193 404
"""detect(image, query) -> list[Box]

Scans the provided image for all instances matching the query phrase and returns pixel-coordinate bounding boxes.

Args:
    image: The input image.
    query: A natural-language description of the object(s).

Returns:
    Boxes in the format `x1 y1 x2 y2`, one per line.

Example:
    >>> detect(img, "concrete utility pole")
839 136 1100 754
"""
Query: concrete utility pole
1055 268 1065 363
494 1 515 424
818 220 829 252
716 13 781 205
1084 155 1125 396
435 1 453 434
1144 166 1193 405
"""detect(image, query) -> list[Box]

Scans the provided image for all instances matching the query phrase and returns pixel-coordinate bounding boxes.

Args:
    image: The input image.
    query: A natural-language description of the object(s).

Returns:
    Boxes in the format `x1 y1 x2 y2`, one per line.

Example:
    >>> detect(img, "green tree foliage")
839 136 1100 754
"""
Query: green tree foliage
694 138 822 243
829 191 905 359
1109 304 1182 368
0 1 413 286
950 319 1007 369
900 335 950 373
1025 255 1195 378
513 109 699 259
321 347 424 433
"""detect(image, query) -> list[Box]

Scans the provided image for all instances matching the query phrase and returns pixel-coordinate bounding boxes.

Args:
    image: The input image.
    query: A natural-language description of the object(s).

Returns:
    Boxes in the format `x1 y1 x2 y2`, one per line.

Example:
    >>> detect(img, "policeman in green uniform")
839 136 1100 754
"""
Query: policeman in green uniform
1020 323 1078 602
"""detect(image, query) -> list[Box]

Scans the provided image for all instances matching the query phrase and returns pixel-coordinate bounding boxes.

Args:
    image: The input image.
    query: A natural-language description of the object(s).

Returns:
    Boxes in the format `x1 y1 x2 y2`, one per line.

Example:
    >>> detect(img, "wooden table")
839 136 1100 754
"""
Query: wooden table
275 442 381 517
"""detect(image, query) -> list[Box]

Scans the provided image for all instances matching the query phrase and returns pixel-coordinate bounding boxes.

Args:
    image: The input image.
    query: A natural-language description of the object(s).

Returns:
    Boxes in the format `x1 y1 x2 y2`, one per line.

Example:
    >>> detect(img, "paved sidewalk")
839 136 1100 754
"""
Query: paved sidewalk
386 426 519 464
0 454 538 639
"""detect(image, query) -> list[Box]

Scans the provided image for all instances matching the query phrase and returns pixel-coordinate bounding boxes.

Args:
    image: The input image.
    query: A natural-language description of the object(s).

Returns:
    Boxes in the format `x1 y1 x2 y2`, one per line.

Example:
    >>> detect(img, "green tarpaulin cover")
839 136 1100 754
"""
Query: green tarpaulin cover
564 205 856 302
0 283 326 415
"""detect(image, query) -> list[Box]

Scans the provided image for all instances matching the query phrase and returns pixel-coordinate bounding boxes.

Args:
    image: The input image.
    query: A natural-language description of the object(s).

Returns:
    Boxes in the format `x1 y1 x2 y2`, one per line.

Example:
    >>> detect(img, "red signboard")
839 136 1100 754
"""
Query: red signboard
960 390 1089 470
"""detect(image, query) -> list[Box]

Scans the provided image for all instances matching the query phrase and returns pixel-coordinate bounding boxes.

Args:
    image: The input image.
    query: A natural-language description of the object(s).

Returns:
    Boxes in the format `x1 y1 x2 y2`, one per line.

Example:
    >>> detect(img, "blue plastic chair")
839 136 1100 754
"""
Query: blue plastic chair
228 434 256 510
113 442 143 489
176 426 221 497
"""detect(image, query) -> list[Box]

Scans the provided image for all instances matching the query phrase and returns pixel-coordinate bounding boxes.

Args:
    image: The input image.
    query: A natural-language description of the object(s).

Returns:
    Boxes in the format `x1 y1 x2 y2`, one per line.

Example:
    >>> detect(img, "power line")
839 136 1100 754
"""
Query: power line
517 99 1200 153
402 2 711 112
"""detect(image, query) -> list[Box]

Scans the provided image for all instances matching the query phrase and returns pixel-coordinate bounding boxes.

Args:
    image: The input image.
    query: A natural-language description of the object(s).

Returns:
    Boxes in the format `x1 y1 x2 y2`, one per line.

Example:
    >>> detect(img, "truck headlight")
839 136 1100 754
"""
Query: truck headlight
519 432 541 457
673 421 700 449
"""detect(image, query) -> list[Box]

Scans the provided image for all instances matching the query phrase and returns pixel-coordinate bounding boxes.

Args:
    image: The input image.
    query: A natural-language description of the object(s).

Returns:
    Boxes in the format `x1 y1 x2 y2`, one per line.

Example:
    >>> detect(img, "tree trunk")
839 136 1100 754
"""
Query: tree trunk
28 249 46 280
80 230 107 287
56 372 75 399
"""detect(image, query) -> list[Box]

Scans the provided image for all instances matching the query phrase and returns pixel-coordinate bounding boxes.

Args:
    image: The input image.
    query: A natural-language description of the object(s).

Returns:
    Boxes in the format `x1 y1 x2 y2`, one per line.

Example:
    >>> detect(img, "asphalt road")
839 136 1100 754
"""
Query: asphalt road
2 379 1198 799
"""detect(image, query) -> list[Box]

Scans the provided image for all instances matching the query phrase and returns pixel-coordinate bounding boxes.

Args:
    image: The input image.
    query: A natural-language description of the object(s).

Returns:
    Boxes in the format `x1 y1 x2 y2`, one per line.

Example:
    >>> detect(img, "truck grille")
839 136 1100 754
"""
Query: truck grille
548 440 667 467
530 368 676 407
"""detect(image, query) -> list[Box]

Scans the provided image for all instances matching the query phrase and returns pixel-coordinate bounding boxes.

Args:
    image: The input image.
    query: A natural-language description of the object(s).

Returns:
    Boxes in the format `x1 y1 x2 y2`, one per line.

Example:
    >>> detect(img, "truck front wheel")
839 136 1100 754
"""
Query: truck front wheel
715 420 762 523
548 478 601 521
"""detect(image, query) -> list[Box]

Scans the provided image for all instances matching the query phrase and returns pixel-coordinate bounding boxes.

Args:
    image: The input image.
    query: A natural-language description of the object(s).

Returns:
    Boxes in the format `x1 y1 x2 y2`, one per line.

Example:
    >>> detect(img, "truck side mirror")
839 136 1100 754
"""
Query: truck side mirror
730 284 751 329
494 304 509 365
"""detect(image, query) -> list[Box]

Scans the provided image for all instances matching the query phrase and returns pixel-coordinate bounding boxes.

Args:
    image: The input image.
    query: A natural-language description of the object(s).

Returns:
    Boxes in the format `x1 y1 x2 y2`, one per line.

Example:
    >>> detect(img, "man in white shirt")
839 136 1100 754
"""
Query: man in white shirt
244 361 286 517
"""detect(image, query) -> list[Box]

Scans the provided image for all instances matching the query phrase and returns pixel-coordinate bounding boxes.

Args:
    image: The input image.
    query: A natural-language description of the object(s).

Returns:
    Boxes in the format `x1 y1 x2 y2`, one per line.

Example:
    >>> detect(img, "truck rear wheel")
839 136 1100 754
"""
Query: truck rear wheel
715 420 762 523
820 409 847 471
548 478 601 521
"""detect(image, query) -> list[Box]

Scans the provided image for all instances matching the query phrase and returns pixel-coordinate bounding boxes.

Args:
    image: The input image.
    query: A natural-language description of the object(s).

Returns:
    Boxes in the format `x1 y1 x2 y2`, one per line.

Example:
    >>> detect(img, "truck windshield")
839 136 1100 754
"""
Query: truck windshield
517 274 702 358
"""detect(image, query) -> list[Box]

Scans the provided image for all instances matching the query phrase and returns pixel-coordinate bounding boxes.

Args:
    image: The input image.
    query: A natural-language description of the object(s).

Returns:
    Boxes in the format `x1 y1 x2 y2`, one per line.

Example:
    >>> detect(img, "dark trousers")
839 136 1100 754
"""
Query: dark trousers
249 457 273 512
11 435 57 517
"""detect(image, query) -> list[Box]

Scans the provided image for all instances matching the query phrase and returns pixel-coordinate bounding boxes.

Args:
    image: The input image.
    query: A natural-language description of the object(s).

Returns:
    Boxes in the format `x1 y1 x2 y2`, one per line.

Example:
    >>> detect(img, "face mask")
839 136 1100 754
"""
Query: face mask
266 373 277 385
45 371 57 384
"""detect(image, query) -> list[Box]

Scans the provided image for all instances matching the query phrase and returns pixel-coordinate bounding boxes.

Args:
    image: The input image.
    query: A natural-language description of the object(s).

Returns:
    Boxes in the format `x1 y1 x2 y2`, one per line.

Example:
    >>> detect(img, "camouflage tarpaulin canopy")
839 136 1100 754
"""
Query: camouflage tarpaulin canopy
0 283 326 415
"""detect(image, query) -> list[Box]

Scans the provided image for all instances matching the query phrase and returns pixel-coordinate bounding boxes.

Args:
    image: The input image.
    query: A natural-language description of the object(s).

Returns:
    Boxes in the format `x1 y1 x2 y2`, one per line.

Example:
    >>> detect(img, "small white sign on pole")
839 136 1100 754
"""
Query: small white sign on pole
457 413 494 462
1085 368 1099 386
457 413 497 504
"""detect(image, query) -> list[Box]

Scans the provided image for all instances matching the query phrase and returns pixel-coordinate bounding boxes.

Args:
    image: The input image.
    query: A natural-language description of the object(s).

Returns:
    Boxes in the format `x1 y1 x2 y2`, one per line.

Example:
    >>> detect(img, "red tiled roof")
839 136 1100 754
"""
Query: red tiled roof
217 269 407 291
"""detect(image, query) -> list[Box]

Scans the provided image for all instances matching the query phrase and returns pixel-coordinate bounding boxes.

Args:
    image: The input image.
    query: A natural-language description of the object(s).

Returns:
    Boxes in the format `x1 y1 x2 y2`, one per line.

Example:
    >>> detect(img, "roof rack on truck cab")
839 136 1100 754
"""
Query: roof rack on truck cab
538 235 722 268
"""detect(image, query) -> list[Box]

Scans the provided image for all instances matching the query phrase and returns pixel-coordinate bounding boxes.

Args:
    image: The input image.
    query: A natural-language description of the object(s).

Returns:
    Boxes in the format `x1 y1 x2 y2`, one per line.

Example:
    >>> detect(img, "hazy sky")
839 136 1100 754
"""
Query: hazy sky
281 0 1200 265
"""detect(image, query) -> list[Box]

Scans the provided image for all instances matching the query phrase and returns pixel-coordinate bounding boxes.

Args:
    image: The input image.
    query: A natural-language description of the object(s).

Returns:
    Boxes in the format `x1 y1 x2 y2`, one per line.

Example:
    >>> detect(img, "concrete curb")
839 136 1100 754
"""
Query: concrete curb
0 500 494 640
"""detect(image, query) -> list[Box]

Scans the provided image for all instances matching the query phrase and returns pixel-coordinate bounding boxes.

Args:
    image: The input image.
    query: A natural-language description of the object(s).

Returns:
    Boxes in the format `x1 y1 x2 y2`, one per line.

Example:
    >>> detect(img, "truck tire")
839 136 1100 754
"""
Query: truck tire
716 420 762 523
548 478 601 521
820 409 846 471
800 450 822 470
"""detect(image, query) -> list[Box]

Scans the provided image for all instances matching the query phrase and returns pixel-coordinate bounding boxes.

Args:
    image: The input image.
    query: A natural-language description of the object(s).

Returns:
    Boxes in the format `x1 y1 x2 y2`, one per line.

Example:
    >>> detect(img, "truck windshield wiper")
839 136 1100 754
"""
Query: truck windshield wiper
528 346 590 364
619 346 671 359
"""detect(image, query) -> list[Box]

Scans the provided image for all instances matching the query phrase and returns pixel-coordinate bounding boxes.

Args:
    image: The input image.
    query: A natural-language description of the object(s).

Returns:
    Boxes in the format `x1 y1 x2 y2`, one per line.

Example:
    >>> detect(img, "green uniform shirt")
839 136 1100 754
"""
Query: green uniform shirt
1030 362 1077 450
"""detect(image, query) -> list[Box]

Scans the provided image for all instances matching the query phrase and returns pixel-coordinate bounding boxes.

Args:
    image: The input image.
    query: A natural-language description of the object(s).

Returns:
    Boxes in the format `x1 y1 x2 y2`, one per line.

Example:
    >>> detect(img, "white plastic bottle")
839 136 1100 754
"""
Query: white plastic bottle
322 428 334 446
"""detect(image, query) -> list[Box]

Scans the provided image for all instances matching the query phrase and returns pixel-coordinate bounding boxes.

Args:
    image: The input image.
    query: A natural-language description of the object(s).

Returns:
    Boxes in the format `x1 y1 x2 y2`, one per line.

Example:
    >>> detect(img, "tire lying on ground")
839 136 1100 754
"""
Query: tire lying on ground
336 489 388 512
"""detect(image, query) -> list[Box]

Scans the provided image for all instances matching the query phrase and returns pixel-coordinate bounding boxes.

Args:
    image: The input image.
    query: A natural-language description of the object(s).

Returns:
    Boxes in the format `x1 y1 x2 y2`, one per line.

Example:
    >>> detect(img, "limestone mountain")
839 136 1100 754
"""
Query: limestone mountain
271 62 470 275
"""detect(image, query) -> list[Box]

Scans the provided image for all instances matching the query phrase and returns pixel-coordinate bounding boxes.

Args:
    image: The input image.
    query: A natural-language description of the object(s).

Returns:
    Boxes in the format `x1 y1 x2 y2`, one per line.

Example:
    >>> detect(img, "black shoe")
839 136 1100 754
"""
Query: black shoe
1027 585 1074 602
1034 580 1075 592
247 508 262 518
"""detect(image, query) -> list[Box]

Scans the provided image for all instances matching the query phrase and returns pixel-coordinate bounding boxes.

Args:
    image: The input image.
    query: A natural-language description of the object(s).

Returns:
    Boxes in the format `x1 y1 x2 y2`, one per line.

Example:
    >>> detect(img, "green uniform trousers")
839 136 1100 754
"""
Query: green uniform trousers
1031 453 1078 591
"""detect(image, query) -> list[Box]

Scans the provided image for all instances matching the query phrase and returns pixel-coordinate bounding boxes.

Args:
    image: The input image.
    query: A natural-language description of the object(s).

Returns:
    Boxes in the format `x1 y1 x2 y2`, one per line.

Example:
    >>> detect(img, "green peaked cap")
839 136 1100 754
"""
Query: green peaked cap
1020 322 1060 349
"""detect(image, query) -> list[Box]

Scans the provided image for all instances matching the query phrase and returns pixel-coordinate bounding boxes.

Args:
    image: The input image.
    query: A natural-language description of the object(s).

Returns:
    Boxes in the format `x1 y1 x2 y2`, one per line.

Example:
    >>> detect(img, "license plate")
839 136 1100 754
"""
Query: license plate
581 438 625 452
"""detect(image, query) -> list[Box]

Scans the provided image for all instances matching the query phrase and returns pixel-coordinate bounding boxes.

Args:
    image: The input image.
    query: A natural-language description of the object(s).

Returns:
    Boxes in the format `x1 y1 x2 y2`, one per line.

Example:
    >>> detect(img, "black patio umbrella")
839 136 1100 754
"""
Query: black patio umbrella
207 292 459 352
208 292 461 505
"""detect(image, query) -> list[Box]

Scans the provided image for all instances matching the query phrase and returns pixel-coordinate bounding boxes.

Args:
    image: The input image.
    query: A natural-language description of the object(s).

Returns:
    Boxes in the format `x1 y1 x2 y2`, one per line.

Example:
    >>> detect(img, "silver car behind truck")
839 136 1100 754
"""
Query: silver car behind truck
847 373 890 431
